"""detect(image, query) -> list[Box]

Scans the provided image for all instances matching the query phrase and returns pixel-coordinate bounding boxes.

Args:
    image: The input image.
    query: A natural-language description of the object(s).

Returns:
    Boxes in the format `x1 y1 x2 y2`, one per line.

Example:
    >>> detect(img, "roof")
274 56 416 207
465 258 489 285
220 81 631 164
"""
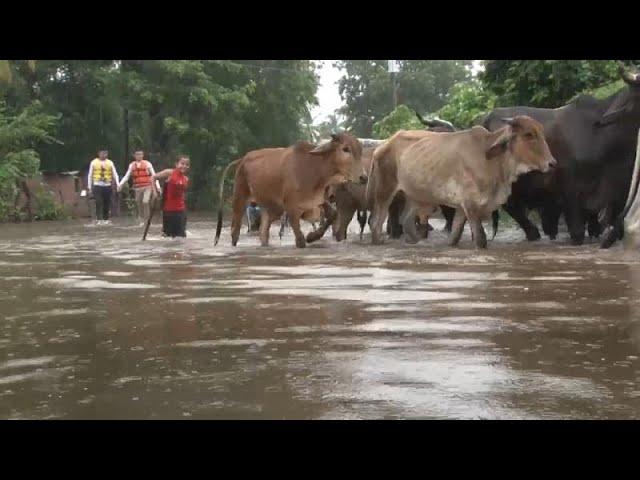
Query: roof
41 170 80 176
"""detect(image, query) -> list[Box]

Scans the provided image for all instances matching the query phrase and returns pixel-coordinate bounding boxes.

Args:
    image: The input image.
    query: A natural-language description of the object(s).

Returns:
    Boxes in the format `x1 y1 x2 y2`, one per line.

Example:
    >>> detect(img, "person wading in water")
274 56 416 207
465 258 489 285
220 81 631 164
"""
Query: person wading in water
117 150 161 225
87 149 120 225
151 155 190 238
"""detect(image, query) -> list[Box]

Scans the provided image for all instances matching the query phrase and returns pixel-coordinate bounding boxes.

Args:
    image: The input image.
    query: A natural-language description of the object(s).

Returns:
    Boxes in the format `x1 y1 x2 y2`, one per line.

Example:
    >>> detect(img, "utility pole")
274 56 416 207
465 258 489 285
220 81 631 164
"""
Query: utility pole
388 60 400 109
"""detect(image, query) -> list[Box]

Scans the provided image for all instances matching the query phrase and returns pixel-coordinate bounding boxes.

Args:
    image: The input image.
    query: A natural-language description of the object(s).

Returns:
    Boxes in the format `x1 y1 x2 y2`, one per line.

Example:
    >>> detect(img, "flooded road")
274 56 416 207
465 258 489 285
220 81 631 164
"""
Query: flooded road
1 214 640 419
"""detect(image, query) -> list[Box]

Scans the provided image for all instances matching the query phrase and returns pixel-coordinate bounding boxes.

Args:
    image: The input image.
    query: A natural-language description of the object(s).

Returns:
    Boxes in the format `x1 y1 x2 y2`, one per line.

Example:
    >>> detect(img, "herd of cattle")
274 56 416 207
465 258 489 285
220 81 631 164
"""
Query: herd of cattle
215 62 640 250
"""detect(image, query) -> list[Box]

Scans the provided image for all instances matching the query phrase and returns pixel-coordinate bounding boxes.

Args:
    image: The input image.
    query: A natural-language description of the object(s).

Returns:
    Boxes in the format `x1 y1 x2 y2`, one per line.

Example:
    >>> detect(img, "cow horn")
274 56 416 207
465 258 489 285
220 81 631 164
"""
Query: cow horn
330 133 340 142
618 61 640 85
414 110 430 126
499 117 515 126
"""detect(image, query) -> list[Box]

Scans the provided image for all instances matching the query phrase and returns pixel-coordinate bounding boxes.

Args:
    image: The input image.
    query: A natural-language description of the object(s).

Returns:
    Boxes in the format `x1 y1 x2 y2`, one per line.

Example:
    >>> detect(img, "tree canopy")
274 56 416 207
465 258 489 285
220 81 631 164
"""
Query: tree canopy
336 60 471 137
479 60 640 108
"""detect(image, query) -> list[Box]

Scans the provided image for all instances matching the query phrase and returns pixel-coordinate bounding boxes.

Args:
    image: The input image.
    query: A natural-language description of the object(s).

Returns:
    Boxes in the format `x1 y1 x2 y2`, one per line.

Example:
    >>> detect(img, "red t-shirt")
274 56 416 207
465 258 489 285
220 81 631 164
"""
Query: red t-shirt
163 169 189 212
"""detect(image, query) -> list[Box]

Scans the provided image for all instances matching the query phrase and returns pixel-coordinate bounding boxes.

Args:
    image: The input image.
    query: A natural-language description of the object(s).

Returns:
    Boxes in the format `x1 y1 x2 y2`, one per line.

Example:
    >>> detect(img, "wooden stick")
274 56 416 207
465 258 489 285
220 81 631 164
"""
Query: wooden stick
142 194 159 241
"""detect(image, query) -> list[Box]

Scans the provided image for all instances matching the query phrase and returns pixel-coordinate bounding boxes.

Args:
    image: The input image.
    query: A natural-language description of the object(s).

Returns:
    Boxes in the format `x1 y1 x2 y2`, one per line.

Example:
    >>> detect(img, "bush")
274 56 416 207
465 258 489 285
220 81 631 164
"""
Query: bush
31 185 69 221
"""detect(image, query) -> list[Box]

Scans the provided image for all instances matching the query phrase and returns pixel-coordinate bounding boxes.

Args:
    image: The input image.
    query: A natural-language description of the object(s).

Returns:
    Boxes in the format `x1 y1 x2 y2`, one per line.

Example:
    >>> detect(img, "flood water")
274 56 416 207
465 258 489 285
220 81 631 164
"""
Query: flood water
1 214 640 419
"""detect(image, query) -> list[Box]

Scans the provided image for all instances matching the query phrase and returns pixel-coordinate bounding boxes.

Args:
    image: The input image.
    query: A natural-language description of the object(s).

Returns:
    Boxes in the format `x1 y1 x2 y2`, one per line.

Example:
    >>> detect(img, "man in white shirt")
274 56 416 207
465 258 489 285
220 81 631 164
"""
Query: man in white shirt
87 149 120 225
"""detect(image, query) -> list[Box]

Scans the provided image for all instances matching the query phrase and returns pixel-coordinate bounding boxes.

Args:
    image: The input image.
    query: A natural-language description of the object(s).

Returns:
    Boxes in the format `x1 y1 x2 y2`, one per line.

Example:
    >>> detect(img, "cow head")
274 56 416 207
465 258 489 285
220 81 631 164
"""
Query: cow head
598 62 640 126
309 132 366 184
487 116 557 174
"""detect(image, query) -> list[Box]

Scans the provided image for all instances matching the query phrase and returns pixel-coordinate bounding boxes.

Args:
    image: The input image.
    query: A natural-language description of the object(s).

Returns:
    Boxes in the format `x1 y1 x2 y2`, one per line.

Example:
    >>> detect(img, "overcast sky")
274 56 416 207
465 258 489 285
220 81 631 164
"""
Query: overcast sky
310 60 483 126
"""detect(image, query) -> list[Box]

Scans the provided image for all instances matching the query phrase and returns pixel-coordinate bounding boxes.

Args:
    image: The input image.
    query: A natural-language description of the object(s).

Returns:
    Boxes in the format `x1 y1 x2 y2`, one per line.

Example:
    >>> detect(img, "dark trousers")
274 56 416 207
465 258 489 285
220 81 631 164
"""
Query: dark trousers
163 210 187 237
94 185 112 220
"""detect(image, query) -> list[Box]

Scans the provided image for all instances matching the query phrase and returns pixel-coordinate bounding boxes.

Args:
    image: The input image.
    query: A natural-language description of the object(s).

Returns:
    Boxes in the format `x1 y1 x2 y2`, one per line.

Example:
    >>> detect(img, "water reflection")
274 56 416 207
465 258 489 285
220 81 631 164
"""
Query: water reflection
0 216 639 419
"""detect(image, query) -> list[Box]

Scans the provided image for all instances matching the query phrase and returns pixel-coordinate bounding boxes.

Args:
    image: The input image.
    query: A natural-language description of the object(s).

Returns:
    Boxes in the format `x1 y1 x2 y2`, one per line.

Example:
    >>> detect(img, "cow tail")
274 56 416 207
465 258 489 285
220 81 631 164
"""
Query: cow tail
491 210 499 240
214 158 241 246
601 129 640 248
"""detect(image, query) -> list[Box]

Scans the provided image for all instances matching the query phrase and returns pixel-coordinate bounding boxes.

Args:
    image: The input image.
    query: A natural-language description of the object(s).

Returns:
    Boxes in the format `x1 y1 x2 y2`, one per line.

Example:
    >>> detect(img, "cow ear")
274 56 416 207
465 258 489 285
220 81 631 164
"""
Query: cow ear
309 141 335 155
486 135 510 160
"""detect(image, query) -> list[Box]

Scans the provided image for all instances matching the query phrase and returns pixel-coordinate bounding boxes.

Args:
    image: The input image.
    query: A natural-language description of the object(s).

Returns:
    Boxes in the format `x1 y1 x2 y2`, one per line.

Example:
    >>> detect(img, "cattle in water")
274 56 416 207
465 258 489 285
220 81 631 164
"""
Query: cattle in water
306 116 473 245
482 62 640 247
214 133 364 248
368 116 557 248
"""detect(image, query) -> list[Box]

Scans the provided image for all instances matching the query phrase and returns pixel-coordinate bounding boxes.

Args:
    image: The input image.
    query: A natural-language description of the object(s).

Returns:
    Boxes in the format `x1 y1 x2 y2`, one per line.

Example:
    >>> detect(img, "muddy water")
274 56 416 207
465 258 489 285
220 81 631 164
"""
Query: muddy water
1 215 640 419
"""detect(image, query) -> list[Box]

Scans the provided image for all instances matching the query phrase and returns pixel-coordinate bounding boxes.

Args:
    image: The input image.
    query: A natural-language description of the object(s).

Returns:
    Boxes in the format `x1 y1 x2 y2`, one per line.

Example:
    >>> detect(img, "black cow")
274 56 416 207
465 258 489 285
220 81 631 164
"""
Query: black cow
481 62 640 246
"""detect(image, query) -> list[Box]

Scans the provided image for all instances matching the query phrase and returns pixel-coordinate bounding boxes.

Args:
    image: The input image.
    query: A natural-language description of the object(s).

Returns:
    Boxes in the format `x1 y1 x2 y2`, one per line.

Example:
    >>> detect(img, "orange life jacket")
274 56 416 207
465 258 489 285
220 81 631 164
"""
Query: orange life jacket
131 160 152 188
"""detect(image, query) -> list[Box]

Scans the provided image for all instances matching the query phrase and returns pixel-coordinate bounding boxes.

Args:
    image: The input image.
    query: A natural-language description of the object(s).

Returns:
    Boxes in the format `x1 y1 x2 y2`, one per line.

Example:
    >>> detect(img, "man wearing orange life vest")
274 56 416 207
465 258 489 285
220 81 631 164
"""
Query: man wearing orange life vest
87 149 120 225
117 150 160 224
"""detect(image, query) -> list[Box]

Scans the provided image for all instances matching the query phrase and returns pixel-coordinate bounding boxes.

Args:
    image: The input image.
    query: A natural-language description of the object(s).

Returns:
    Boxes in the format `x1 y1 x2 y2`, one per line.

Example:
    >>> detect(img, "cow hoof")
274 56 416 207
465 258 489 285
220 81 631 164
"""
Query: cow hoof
549 235 557 240
306 232 320 243
570 236 585 246
405 237 419 245
296 240 307 248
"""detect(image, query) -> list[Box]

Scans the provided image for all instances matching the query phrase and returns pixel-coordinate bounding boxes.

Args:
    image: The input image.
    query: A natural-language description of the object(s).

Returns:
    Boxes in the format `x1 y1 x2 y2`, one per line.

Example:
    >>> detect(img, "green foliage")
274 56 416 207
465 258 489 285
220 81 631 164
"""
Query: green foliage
372 105 424 138
0 100 59 221
336 60 471 137
480 60 640 108
435 80 497 128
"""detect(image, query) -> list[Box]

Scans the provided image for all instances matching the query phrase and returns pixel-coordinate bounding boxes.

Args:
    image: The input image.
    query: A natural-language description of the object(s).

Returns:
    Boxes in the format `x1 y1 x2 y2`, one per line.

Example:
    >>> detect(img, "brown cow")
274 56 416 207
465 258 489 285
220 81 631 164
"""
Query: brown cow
214 133 364 248
368 116 557 248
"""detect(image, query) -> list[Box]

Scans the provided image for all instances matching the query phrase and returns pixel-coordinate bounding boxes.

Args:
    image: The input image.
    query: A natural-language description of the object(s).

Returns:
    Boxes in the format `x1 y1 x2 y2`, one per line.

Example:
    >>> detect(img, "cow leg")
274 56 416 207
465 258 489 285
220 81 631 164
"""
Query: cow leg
357 210 367 240
503 198 541 241
259 209 273 247
449 208 467 247
540 202 562 240
587 212 603 238
387 194 404 238
469 216 487 249
230 200 248 247
402 203 420 244
563 200 586 246
307 202 336 243
441 205 455 233
288 212 307 248
371 193 397 245
336 203 357 242
279 214 288 240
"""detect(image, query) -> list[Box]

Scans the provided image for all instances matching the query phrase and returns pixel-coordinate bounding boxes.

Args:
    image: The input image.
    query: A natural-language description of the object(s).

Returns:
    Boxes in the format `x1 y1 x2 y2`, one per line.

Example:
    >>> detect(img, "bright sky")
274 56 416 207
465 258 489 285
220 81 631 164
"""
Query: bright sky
310 60 484 126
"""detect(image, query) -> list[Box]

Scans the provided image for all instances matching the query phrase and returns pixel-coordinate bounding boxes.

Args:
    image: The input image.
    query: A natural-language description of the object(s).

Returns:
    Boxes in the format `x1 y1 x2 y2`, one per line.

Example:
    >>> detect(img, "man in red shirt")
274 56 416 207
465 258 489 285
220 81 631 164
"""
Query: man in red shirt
152 155 190 238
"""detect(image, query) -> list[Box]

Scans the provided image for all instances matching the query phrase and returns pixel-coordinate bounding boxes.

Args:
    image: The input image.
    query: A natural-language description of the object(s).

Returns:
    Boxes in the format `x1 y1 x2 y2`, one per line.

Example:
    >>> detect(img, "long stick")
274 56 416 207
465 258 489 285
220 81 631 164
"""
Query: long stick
142 195 158 241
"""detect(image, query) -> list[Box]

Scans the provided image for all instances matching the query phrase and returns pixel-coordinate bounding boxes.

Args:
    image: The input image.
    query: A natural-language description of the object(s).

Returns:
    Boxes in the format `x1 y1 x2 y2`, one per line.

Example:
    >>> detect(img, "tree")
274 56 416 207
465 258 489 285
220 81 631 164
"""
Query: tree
480 60 640 108
336 60 472 137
